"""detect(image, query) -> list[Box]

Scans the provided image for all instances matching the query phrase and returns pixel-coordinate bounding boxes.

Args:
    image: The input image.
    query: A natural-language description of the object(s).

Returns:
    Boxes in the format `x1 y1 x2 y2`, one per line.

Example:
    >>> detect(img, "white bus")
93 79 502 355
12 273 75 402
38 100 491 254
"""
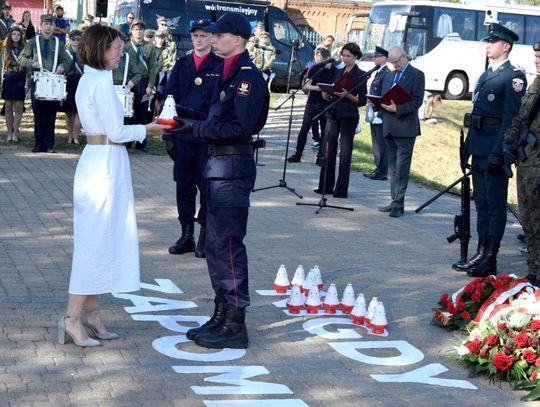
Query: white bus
360 1 540 99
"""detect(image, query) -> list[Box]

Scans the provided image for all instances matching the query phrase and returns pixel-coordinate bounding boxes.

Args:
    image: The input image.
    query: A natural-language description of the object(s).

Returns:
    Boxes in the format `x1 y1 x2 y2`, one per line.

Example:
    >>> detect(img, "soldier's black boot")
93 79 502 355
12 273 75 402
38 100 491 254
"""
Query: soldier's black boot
194 225 206 258
467 237 499 277
455 236 487 272
194 304 248 349
186 296 226 340
168 221 195 255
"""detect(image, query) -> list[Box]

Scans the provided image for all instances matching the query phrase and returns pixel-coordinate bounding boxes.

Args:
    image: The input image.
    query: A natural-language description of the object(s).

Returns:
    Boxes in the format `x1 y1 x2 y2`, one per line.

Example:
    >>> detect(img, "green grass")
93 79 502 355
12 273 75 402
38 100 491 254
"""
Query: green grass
352 100 518 205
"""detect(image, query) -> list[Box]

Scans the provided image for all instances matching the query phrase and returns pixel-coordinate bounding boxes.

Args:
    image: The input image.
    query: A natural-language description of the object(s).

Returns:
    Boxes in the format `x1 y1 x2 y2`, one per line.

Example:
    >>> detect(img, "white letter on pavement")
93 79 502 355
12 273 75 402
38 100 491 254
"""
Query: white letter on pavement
153 335 245 362
172 366 293 395
139 279 183 294
131 314 209 333
329 340 424 366
112 293 196 313
371 363 477 390
204 401 309 407
303 317 363 340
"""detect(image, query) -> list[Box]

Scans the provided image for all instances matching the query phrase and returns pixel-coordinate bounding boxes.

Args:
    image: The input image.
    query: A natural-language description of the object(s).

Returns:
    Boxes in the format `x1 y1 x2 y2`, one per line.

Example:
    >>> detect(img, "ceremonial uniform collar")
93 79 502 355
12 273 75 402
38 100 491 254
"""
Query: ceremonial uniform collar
488 58 508 72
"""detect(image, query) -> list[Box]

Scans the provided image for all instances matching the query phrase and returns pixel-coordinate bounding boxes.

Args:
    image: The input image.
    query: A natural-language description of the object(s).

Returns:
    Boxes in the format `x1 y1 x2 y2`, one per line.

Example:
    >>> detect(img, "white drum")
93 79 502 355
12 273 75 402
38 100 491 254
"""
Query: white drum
33 71 66 101
114 85 134 118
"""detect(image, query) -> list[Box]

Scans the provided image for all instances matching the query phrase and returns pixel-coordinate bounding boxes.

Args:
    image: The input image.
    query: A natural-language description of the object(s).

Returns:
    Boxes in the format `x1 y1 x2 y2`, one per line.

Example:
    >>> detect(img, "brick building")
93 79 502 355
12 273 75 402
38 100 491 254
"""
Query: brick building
271 0 372 44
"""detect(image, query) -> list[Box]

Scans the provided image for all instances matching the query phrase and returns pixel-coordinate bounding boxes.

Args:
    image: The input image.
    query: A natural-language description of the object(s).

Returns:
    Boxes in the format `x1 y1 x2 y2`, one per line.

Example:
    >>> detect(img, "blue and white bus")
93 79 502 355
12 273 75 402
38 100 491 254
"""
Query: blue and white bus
360 1 540 99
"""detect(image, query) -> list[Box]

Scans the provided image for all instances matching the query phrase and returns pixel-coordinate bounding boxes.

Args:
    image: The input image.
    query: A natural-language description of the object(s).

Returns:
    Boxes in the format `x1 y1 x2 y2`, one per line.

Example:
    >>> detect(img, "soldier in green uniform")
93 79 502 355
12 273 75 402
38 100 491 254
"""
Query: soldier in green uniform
125 19 158 152
18 14 68 153
457 23 526 278
503 40 540 285
0 3 14 85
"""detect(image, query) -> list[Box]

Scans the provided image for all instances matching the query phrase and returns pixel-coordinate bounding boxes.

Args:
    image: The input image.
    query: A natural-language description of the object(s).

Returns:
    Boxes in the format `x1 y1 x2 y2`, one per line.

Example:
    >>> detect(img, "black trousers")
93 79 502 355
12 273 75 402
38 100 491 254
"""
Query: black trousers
294 100 327 156
31 97 59 151
318 116 358 198
370 123 388 177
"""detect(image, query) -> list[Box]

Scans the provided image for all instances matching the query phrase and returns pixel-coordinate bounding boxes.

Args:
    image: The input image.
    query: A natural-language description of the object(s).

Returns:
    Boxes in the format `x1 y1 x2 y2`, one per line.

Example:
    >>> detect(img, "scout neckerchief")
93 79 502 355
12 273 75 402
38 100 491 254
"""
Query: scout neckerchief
131 40 147 71
65 49 82 75
36 34 59 73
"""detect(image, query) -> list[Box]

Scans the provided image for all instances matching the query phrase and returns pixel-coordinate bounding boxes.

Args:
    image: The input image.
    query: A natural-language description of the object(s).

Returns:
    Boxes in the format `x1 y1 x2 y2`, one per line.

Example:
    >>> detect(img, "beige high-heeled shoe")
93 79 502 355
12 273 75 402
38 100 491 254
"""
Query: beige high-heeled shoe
83 309 120 340
58 315 101 347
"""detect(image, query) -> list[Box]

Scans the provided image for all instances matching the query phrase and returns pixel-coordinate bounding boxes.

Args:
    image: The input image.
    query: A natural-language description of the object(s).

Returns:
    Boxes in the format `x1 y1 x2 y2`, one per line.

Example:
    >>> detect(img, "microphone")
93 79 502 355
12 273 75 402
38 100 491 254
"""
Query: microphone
363 65 380 78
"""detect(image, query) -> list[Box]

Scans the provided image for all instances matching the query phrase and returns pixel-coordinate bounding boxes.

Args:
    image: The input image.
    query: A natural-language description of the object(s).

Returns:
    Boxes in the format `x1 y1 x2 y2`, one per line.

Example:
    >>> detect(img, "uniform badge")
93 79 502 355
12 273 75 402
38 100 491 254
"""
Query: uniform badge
487 93 495 102
512 78 524 92
237 81 251 97
194 77 202 86
220 90 226 101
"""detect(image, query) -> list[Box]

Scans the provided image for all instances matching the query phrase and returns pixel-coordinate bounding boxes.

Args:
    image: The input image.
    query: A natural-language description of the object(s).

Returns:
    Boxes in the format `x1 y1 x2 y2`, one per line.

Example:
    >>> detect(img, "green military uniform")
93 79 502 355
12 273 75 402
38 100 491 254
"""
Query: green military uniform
18 24 69 152
504 71 540 281
124 39 158 88
112 52 141 87
0 13 14 85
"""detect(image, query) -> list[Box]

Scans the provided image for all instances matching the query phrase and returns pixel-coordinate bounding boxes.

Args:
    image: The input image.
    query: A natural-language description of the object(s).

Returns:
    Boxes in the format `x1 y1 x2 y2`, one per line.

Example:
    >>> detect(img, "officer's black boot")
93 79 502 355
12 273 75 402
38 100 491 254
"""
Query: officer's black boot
194 304 248 349
168 221 195 255
194 225 206 258
467 237 499 277
186 295 226 340
455 236 487 272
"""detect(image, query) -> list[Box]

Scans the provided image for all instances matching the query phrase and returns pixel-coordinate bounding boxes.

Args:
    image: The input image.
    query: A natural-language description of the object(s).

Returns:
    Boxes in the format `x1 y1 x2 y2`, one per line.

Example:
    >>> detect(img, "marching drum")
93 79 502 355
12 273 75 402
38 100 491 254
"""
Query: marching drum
114 85 134 118
33 71 66 101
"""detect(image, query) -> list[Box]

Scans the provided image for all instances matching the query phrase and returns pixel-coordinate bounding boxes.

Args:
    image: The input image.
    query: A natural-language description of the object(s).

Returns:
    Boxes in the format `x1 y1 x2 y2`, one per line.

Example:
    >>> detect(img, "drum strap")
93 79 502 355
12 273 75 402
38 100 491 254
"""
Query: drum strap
36 35 60 73
123 53 129 87
131 41 148 71
65 49 83 75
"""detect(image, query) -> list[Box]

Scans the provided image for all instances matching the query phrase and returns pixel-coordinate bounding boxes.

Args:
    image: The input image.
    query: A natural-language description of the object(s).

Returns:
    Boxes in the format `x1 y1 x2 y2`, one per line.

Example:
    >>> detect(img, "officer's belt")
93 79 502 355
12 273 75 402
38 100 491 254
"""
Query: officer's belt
208 144 253 156
86 135 125 146
463 113 502 129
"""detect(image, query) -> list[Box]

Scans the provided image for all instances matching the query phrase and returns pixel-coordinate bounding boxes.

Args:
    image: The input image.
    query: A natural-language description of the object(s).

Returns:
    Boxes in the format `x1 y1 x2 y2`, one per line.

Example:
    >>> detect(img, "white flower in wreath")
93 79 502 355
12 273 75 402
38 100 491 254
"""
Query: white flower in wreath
507 310 530 329
456 344 470 356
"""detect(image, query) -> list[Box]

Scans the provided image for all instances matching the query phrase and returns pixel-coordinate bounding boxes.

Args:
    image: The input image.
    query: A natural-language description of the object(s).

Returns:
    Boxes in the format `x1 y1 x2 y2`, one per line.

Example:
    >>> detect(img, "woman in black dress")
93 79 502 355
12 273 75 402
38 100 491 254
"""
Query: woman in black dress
63 30 83 144
18 10 35 40
317 42 367 198
2 26 26 142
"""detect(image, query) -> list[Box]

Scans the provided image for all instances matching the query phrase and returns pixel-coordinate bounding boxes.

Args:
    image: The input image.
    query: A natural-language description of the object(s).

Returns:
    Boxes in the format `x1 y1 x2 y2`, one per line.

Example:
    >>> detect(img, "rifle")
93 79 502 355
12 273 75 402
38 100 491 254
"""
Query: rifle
504 88 540 177
448 129 472 270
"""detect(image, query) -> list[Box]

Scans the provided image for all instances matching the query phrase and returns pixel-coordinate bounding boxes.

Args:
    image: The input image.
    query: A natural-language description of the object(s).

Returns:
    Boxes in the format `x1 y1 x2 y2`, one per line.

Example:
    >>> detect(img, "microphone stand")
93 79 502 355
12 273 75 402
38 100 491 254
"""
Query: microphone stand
297 65 378 213
253 58 338 198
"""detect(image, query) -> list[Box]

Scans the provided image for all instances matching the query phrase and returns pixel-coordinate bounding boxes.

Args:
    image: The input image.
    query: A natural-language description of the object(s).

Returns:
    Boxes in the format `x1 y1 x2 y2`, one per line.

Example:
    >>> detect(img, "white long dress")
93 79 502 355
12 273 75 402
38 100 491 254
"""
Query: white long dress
69 65 146 295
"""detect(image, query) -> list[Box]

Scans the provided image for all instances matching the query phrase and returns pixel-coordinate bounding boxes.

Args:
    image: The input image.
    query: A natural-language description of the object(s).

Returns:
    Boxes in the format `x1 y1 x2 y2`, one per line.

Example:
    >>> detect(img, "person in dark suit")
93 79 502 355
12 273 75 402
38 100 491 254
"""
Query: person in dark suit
378 46 425 217
316 42 367 198
458 24 526 278
364 46 389 181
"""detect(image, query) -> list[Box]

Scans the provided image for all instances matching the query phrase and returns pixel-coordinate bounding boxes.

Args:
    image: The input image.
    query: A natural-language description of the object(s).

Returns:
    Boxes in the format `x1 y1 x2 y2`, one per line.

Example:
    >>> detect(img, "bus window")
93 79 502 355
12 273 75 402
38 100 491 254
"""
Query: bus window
498 13 524 45
271 18 299 47
433 8 476 41
362 5 409 53
476 13 489 41
405 27 426 58
525 16 540 45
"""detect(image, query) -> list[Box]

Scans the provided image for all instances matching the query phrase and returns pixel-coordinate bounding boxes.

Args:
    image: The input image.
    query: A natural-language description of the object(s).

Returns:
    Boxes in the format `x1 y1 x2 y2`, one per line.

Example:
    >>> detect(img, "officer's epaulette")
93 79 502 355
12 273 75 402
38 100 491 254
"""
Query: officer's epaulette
185 50 194 55
240 66 252 70
513 67 525 72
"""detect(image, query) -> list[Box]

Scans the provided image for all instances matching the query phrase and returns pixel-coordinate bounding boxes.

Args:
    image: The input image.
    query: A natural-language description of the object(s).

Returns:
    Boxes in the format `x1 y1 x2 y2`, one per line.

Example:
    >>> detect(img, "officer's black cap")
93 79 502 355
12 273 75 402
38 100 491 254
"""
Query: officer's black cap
373 46 388 58
534 40 540 51
189 19 212 33
208 12 251 40
40 14 54 23
482 23 519 44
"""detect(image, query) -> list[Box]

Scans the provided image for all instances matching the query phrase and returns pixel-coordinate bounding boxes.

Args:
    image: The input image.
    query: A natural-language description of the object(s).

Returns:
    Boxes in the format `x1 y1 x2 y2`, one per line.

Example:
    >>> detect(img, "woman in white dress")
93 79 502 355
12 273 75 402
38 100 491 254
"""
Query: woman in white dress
59 25 169 347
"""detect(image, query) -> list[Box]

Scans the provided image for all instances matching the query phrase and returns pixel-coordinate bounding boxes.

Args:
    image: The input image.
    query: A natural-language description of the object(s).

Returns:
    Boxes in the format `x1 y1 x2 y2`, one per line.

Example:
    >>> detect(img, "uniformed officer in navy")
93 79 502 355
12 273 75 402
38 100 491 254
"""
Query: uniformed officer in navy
458 23 526 277
19 14 68 153
168 12 269 349
364 46 390 181
165 19 222 259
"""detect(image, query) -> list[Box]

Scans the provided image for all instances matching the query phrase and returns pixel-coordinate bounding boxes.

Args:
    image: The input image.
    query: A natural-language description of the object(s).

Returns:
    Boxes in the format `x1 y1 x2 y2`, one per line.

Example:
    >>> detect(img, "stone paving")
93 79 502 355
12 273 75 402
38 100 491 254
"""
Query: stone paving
0 95 532 406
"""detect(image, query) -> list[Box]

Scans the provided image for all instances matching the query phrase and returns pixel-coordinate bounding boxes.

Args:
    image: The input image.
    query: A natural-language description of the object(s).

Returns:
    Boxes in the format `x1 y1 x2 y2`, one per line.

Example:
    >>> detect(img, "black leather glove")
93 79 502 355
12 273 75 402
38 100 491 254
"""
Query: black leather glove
169 117 194 135
502 142 517 163
488 153 504 174
161 133 176 161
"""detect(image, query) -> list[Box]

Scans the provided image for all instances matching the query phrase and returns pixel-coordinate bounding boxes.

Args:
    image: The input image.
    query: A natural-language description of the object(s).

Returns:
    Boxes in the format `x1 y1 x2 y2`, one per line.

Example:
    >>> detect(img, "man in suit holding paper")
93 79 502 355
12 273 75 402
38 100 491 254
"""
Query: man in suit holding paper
378 47 425 217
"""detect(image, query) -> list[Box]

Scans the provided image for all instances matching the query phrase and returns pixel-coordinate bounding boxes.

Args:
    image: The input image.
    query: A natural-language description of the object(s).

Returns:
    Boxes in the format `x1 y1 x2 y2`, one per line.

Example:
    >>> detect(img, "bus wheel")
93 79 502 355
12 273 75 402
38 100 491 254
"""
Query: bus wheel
444 72 468 100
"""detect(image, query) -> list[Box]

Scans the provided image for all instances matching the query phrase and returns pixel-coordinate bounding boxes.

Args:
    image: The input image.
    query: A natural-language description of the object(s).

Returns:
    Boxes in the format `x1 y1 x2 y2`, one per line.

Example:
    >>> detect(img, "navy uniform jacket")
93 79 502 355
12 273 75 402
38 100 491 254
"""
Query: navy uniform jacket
466 60 526 157
368 64 389 122
165 51 222 134
192 50 269 188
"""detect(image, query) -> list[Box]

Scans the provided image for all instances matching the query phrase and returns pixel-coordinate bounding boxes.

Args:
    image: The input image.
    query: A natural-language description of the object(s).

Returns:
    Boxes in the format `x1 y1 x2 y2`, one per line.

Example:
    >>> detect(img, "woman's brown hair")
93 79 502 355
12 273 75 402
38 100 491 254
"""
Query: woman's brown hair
341 42 363 60
79 24 121 69
4 26 26 71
